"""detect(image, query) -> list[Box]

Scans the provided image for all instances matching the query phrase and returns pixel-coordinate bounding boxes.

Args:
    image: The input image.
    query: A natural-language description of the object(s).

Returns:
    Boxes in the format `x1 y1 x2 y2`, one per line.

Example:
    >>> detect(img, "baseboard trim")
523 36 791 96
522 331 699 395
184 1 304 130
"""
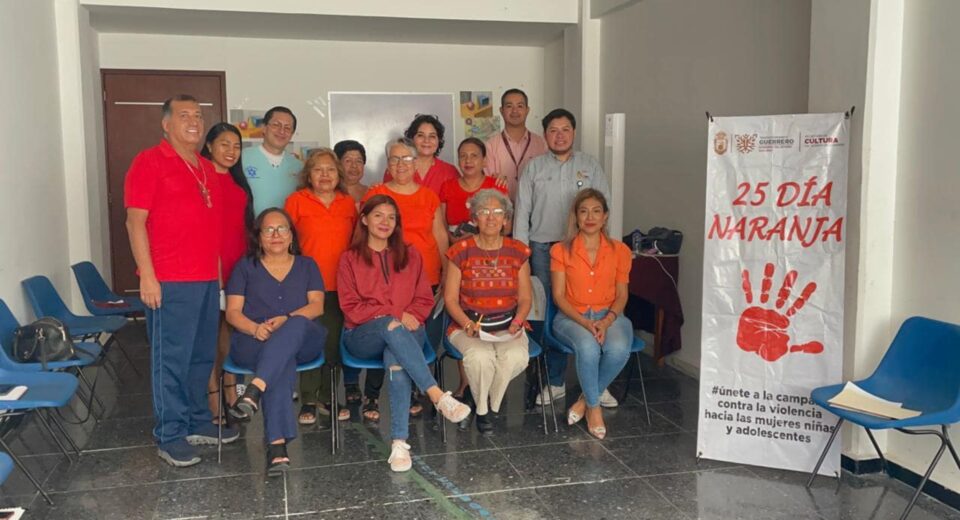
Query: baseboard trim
841 455 960 511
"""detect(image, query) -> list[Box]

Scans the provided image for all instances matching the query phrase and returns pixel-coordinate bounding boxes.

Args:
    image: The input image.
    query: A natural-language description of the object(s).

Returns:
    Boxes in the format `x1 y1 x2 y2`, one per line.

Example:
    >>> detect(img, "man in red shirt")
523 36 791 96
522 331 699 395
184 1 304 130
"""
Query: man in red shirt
125 94 237 467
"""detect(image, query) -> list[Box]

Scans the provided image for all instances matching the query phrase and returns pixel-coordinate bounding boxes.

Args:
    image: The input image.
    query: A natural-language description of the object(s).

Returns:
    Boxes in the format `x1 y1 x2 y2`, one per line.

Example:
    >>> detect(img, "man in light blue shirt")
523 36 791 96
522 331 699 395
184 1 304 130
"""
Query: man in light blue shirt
515 108 615 407
242 106 303 215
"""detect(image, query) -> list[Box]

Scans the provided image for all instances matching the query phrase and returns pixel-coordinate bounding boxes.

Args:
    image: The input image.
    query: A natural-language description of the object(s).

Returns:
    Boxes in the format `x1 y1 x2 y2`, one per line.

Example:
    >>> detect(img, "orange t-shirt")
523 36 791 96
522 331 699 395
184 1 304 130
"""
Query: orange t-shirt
284 189 358 291
550 235 632 313
363 184 442 285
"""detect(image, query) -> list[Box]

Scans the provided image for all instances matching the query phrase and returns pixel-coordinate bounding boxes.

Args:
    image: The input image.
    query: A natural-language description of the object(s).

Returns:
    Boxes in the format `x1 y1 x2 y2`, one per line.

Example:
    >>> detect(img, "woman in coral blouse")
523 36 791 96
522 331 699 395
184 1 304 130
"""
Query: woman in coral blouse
284 148 357 425
550 189 633 440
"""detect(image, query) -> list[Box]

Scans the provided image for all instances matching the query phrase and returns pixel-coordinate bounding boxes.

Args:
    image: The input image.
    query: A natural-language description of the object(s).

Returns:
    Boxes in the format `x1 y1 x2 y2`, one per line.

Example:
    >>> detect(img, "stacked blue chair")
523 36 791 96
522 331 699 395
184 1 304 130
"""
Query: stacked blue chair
70 262 146 317
436 313 553 440
0 298 104 421
22 275 139 379
0 368 81 505
806 316 960 520
331 330 437 455
216 352 325 462
544 298 651 426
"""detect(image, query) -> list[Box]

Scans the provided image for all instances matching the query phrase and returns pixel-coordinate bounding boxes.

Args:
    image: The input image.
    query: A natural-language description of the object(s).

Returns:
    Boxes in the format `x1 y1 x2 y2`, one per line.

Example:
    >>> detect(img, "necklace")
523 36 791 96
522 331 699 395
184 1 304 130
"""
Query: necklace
180 155 212 208
477 236 503 268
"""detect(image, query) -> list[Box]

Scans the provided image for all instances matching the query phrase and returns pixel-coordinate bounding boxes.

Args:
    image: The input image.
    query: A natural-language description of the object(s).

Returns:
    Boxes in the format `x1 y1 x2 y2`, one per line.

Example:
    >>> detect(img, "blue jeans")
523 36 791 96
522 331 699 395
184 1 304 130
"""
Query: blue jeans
343 316 437 440
552 309 632 407
531 240 567 386
146 281 218 446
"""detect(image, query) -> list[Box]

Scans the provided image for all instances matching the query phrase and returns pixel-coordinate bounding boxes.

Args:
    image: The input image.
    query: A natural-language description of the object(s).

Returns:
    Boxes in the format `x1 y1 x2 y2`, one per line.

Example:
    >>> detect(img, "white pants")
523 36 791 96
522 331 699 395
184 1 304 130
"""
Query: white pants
449 330 529 415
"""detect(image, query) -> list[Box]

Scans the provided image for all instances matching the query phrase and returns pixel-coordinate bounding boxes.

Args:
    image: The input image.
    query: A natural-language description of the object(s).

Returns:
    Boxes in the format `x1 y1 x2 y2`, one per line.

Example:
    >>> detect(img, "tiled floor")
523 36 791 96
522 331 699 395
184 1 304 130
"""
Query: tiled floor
2 324 959 519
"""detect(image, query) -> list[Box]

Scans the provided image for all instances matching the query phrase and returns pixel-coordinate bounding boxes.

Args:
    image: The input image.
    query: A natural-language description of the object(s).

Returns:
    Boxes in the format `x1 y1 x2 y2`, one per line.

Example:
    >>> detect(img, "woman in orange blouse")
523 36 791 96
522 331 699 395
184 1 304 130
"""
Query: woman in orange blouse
284 148 358 424
550 189 633 440
364 138 449 287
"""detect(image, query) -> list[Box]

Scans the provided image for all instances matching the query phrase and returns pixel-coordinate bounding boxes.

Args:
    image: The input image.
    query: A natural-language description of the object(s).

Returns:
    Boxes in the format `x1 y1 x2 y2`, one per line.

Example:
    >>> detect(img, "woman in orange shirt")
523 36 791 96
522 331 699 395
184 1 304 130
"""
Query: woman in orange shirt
364 138 449 287
285 148 358 424
550 189 633 440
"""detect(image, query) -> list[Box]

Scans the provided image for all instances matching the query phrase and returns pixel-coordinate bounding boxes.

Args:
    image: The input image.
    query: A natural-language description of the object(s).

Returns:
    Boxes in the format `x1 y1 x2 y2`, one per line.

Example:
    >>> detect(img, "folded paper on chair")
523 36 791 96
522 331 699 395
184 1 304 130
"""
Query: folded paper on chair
827 382 921 420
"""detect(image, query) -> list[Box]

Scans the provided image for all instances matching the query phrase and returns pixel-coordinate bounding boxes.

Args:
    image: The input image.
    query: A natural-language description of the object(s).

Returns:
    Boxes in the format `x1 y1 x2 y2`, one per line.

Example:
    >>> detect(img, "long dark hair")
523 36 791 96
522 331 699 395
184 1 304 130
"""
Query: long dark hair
202 123 255 234
349 195 409 271
248 208 302 262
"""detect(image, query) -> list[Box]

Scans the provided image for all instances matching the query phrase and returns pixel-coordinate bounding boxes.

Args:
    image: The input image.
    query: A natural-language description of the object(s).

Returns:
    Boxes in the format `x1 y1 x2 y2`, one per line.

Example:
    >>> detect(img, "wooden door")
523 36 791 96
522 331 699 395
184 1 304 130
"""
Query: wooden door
101 70 226 294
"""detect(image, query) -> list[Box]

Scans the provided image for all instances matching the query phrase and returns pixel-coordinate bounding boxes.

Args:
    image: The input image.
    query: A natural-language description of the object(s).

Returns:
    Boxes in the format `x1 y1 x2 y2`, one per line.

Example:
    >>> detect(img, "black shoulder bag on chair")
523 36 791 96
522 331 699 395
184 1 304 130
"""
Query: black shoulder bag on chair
12 317 80 369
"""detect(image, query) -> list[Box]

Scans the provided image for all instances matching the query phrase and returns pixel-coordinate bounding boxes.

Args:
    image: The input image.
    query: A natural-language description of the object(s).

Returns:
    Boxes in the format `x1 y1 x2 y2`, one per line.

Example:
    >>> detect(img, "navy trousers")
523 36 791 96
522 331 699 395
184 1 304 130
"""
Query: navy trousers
146 281 219 446
231 316 326 443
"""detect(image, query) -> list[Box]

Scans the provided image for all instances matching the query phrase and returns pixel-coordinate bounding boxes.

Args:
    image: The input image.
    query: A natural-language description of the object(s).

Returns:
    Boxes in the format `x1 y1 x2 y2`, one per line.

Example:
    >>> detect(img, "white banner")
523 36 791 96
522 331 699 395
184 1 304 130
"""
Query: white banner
697 113 848 474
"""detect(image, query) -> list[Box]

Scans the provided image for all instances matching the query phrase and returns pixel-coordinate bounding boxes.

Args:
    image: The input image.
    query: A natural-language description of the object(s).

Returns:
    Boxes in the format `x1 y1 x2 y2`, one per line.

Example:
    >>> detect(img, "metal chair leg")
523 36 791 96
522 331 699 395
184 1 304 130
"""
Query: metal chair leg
542 352 559 433
330 365 338 456
864 428 887 471
47 410 82 458
76 368 106 417
634 352 652 425
535 355 548 435
111 335 143 378
217 370 223 464
0 438 53 505
806 417 844 487
900 437 947 520
437 353 447 444
33 410 72 463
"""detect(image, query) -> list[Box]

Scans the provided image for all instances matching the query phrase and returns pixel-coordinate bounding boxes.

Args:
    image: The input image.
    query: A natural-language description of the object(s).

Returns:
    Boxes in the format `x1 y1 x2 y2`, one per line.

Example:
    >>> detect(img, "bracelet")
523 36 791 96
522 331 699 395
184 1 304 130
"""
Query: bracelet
606 311 618 321
511 318 524 326
464 320 476 331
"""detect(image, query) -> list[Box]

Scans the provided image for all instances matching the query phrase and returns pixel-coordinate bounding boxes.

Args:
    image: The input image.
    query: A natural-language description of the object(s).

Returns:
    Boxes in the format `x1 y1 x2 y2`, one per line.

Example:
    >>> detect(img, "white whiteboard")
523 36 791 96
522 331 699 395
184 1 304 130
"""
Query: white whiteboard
328 92 456 185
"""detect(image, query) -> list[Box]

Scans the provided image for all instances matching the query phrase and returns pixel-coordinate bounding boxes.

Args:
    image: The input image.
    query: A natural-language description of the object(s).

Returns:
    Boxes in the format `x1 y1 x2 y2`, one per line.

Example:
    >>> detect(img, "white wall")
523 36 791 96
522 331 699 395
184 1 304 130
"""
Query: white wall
888 0 960 492
98 33 555 163
0 0 72 321
599 0 811 374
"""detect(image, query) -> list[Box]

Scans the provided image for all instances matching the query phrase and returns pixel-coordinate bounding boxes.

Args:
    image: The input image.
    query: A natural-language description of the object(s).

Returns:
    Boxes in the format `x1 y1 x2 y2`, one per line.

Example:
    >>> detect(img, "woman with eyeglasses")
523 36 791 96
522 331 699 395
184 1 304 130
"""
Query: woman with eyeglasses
224 208 327 476
439 138 510 244
284 149 358 425
550 189 633 440
338 195 471 472
443 189 532 434
382 114 458 196
200 123 255 424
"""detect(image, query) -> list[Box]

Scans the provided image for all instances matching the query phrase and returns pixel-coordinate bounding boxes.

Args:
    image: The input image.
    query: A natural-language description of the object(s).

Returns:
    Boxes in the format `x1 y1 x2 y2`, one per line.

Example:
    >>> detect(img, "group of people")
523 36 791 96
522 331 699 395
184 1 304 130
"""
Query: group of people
123 88 635 476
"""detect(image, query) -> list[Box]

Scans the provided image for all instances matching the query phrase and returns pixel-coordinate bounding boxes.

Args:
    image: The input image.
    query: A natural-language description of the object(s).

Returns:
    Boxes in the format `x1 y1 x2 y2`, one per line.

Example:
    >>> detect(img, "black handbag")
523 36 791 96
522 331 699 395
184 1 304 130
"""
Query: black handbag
464 308 516 333
632 227 683 255
12 317 84 369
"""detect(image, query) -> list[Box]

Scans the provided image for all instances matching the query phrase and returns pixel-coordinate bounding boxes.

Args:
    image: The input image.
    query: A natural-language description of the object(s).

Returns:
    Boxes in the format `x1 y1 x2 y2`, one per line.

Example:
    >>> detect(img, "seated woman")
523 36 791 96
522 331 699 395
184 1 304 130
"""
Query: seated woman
443 189 532 434
225 208 327 476
338 194 471 472
550 189 633 440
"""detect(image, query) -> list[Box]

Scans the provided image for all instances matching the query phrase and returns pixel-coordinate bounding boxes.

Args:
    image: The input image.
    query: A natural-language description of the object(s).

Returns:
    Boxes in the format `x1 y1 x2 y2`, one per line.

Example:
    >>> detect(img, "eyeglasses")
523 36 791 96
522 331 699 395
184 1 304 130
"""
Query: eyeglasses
261 225 291 237
267 121 294 133
388 156 416 166
476 208 506 218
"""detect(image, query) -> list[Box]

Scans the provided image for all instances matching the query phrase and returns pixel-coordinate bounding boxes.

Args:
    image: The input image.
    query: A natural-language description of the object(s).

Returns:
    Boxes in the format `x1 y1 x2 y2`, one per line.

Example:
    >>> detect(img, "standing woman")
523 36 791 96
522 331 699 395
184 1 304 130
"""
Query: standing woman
382 114 459 196
284 149 357 424
225 208 327 475
338 195 471 472
439 138 509 243
201 123 255 422
335 140 370 202
550 189 633 440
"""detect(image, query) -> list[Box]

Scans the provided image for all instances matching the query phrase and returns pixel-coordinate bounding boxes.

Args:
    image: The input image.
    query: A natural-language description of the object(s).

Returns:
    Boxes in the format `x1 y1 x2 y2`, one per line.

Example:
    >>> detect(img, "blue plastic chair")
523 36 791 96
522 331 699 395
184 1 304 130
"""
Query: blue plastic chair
0 368 81 505
71 261 146 317
0 299 105 418
331 327 438 454
0 452 13 487
806 317 960 519
437 313 552 439
544 298 651 425
216 352 326 462
22 275 139 379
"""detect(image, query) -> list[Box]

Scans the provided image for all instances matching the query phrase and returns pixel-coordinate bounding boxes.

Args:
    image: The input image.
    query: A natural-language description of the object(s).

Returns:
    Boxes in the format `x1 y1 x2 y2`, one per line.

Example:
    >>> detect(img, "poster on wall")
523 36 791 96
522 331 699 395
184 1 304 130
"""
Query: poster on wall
228 109 266 139
460 91 500 141
697 112 848 475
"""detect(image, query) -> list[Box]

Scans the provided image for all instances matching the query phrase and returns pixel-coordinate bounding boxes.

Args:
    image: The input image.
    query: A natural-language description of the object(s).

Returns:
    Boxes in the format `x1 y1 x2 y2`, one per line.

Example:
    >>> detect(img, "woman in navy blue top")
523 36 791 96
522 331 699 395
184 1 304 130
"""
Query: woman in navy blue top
225 207 327 476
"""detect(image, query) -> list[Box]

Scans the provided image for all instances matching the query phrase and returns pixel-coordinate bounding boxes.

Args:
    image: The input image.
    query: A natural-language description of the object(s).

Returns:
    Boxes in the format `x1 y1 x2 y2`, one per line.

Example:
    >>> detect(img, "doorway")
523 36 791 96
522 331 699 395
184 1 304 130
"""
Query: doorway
101 69 226 294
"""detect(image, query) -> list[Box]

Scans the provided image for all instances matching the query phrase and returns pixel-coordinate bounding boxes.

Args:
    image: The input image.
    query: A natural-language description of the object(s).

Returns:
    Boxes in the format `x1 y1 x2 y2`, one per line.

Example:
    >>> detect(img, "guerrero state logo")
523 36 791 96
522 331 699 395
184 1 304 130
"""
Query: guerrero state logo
714 131 729 155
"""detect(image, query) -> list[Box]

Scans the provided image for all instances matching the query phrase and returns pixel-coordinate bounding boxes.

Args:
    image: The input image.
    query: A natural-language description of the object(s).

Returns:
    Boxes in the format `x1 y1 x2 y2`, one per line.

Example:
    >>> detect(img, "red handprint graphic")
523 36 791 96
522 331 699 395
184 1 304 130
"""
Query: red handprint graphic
736 263 823 362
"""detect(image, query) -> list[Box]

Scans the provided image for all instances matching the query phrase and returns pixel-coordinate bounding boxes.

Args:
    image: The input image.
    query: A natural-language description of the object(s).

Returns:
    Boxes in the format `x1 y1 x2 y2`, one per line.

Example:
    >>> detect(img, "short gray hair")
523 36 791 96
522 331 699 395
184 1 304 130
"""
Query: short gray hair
161 94 198 119
384 137 417 159
469 189 513 220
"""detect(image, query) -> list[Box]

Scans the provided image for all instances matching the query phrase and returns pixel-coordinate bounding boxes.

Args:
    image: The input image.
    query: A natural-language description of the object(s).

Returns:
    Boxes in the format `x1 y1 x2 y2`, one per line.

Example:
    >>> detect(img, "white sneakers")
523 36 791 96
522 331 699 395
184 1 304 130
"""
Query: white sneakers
599 389 619 408
435 391 471 423
389 441 412 472
535 385 620 408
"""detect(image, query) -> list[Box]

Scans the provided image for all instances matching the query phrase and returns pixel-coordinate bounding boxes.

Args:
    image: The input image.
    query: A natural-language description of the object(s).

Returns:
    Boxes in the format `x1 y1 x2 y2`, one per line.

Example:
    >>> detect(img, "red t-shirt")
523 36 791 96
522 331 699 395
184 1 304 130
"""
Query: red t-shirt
362 184 442 285
439 176 508 226
124 140 221 282
383 158 460 196
217 172 248 285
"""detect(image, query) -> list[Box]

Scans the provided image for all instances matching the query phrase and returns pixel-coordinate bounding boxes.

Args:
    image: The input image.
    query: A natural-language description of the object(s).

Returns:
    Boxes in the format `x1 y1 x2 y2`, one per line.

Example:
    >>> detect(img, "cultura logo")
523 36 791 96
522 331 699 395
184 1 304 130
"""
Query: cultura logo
736 134 757 154
714 131 729 155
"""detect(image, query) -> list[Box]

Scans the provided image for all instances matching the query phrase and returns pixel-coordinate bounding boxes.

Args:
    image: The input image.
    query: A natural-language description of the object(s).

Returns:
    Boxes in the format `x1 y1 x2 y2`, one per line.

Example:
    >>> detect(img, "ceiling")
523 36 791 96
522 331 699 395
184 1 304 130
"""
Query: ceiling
88 6 570 47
